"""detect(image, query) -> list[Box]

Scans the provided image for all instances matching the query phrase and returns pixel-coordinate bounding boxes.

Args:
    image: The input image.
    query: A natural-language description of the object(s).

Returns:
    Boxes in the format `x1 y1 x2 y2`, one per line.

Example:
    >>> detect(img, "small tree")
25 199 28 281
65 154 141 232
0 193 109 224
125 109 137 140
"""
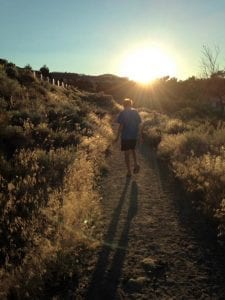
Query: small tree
201 46 225 115
5 62 18 79
0 58 8 66
24 64 32 71
201 45 221 78
18 68 35 85
40 64 50 78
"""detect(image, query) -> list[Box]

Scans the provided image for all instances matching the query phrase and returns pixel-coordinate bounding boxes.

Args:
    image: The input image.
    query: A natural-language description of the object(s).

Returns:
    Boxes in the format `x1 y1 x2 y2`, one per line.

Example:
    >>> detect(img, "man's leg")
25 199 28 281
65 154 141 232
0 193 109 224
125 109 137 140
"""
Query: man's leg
131 149 140 173
124 150 132 175
131 149 138 167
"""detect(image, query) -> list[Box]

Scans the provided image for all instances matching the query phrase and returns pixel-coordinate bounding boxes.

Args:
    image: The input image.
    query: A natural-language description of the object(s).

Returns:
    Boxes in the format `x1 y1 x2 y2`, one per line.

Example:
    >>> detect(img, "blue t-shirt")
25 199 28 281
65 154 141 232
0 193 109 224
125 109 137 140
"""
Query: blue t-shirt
117 108 141 140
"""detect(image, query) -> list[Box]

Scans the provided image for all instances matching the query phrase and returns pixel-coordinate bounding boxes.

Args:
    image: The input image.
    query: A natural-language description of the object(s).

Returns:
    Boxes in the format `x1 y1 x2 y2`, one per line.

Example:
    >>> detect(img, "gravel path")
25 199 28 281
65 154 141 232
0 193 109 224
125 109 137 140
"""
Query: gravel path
83 142 225 300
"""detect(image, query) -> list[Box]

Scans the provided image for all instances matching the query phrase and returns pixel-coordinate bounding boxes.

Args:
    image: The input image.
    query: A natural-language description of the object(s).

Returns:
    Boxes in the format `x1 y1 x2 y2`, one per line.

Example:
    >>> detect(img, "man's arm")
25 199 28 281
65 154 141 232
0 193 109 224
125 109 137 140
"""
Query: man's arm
114 123 123 142
137 112 143 144
139 122 144 144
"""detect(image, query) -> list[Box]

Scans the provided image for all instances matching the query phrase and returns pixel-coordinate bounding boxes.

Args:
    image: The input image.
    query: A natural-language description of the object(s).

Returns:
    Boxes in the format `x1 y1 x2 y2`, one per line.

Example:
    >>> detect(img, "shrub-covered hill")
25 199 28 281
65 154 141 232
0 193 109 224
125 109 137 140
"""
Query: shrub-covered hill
0 61 118 298
52 70 225 120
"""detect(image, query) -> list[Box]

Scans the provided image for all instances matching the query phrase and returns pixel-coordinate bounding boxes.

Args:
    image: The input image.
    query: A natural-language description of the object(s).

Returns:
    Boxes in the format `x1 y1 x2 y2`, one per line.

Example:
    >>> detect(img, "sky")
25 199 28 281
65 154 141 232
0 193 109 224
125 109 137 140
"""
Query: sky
1 0 225 80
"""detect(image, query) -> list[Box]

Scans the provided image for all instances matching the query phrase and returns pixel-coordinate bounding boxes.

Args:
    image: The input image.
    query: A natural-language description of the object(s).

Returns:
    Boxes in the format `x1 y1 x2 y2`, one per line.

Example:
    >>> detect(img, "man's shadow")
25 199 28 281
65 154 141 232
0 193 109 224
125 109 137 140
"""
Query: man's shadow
86 179 138 300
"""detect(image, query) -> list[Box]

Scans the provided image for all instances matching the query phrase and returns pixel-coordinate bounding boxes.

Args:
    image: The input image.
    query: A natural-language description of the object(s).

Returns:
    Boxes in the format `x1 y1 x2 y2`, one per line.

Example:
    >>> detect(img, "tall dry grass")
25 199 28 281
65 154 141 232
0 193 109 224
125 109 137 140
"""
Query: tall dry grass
142 109 225 243
0 62 116 298
0 113 113 298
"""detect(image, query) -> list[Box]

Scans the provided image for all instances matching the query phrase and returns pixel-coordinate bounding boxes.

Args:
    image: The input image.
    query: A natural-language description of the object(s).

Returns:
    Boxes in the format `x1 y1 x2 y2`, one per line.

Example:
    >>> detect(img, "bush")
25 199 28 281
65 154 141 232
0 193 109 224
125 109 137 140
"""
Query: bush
47 109 82 131
83 92 119 112
143 127 161 148
173 149 225 241
165 118 187 134
158 127 210 161
175 107 199 120
18 69 35 85
10 111 30 126
0 126 31 157
0 70 22 100
5 63 18 79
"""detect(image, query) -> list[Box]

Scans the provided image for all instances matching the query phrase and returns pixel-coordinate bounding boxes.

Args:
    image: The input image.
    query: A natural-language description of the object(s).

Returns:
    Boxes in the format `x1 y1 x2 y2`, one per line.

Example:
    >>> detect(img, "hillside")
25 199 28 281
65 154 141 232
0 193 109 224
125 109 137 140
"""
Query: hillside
51 71 225 118
0 60 118 298
50 71 136 102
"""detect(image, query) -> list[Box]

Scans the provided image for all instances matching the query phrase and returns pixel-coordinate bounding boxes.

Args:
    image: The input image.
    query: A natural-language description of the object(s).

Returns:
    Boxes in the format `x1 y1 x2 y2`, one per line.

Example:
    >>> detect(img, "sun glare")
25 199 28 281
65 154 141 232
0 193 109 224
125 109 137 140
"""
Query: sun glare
119 46 177 84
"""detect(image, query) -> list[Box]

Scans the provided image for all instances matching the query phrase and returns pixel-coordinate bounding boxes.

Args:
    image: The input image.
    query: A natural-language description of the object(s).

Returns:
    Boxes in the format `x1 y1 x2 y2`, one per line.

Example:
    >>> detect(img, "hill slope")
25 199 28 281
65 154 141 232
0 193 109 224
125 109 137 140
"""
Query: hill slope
0 61 118 298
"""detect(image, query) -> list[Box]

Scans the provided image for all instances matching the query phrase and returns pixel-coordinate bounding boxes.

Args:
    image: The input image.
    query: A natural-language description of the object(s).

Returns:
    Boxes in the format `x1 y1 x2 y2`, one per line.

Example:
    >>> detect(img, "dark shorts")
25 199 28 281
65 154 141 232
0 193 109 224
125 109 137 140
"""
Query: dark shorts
121 139 137 151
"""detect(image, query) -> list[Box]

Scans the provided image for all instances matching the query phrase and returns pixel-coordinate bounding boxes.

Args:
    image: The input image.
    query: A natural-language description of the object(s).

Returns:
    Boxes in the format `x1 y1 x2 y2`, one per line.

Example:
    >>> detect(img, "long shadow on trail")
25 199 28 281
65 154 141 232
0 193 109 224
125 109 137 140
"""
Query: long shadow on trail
86 179 138 300
140 143 225 295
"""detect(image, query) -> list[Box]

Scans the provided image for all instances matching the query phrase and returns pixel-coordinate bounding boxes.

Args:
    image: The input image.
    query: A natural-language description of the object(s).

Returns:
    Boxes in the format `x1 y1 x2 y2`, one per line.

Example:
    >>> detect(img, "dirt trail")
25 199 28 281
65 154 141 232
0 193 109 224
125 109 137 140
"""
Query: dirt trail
82 141 225 300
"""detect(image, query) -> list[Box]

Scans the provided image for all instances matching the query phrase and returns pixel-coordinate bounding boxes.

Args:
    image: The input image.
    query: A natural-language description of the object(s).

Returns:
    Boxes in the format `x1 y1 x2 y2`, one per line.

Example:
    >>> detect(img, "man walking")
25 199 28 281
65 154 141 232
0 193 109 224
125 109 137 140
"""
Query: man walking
115 98 142 177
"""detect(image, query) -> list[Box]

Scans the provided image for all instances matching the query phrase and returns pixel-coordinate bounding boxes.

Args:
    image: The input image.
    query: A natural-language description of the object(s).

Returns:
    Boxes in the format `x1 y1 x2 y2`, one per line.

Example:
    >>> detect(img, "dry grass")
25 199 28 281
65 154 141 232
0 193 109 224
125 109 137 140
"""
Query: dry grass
0 114 113 298
142 108 225 243
0 62 115 298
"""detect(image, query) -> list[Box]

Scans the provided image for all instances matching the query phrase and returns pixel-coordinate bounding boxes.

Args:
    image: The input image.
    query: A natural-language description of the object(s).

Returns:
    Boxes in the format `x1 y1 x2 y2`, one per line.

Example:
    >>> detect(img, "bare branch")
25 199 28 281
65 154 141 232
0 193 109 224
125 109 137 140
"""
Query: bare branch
201 45 220 78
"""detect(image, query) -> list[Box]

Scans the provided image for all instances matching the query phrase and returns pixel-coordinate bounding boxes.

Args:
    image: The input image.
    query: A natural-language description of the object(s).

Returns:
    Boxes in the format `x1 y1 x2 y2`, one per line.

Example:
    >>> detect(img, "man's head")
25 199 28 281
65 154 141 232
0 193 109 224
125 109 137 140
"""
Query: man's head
123 98 133 108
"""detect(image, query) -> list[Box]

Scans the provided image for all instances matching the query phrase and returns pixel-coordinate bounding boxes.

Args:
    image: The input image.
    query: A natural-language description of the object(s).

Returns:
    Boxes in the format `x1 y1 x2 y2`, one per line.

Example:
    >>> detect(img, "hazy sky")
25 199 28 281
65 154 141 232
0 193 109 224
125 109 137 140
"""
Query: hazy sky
1 0 225 80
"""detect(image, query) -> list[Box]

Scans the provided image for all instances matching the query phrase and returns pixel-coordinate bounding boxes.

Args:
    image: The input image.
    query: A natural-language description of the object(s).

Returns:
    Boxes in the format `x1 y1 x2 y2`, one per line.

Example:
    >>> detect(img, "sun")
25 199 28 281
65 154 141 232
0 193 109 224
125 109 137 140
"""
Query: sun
119 46 177 84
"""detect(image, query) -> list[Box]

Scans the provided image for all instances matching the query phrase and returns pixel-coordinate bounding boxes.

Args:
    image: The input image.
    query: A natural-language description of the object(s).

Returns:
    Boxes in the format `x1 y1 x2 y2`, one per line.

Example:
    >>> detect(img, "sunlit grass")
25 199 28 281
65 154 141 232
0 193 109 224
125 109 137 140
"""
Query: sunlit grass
0 63 115 298
142 109 225 243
